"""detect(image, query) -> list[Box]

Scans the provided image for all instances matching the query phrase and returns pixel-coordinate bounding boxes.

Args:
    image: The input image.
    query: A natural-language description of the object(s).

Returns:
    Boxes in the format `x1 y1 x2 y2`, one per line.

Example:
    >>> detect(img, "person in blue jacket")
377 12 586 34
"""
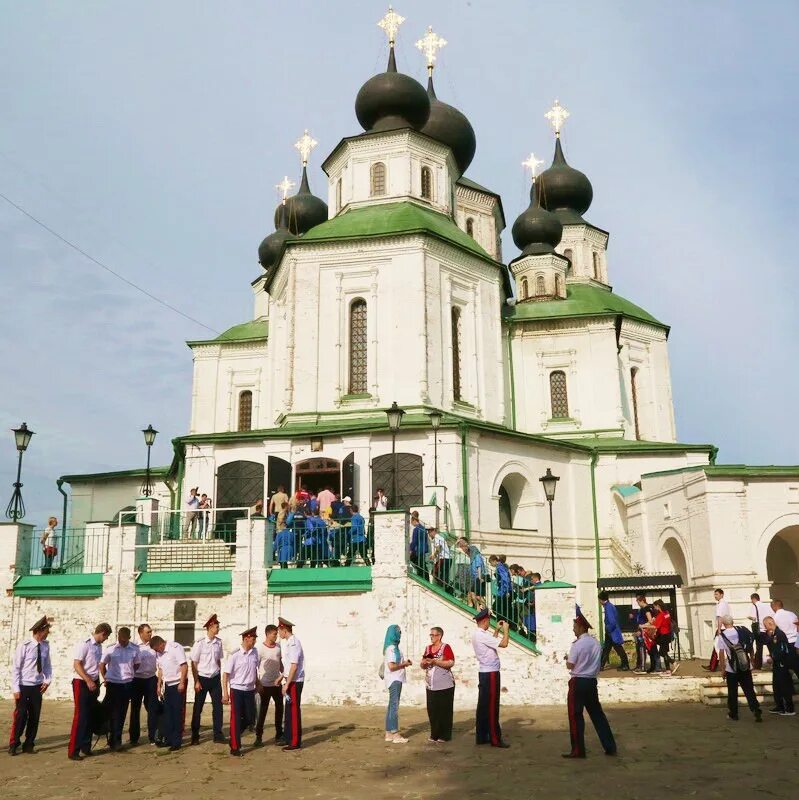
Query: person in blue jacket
409 511 430 580
274 526 295 569
347 506 369 565
599 592 630 671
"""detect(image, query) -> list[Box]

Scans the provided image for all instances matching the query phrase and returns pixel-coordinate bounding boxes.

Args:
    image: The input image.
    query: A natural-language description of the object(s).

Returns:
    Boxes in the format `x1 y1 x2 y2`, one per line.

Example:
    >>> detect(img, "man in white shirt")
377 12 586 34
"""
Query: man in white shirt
471 608 510 748
771 600 798 645
68 622 112 760
100 626 141 751
703 588 731 672
190 613 226 745
748 592 773 669
278 617 305 751
9 615 52 756
150 636 188 751
182 487 200 539
255 624 284 746
563 614 617 758
223 626 260 757
715 615 762 722
429 527 452 591
129 622 159 746
375 488 388 511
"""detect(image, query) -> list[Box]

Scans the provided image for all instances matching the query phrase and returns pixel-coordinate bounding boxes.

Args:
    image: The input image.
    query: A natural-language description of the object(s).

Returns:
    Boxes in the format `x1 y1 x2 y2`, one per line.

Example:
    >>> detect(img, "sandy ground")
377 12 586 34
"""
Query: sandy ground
2 699 797 800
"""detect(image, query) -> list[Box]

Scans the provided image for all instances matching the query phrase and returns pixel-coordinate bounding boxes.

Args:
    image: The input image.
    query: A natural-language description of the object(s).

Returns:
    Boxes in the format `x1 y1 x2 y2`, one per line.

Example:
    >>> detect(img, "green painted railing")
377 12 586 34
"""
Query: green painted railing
16 528 108 576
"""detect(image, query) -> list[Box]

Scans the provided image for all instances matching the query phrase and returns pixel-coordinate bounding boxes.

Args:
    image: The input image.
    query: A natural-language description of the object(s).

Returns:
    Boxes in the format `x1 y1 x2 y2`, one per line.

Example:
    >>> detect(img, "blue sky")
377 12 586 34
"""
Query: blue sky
1 1 797 526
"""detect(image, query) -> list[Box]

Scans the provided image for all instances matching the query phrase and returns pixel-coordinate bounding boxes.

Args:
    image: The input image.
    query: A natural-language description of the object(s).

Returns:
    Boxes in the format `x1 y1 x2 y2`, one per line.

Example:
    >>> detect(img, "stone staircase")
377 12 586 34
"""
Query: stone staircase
145 540 236 572
701 671 799 706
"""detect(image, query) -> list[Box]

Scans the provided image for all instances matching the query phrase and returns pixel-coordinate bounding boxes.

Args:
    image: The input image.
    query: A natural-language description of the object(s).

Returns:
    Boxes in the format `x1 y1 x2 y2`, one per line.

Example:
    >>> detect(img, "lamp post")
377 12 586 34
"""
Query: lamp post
141 425 158 498
385 402 405 509
539 467 560 581
427 410 443 485
5 422 34 522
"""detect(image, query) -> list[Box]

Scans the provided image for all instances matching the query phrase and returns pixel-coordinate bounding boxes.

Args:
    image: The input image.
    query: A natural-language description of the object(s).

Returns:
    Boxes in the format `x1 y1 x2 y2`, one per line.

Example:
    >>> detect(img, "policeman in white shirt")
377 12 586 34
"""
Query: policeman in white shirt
129 622 159 745
68 622 112 760
190 613 226 745
471 608 510 748
770 599 798 645
715 614 762 722
100 626 141 750
255 623 284 746
9 615 52 756
703 588 732 672
149 635 188 751
278 617 305 751
222 626 260 757
747 592 773 669
563 614 616 758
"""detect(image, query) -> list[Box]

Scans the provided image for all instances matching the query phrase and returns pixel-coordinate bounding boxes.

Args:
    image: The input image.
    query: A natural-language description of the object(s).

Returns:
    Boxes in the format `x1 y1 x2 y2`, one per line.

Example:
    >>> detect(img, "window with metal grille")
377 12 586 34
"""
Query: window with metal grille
336 178 342 211
631 367 641 440
349 299 368 394
535 274 546 296
370 162 386 196
549 371 569 418
520 277 529 300
421 166 432 199
593 251 600 280
174 600 196 647
451 306 463 402
371 453 423 509
238 390 252 432
465 217 474 237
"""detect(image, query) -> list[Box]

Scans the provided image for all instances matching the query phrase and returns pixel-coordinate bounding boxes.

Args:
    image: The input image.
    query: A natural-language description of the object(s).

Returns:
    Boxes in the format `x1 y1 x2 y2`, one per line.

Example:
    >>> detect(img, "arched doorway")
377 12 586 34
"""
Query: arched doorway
216 460 265 512
497 471 535 529
658 536 688 581
658 535 691 656
294 458 341 495
371 453 423 509
766 525 799 609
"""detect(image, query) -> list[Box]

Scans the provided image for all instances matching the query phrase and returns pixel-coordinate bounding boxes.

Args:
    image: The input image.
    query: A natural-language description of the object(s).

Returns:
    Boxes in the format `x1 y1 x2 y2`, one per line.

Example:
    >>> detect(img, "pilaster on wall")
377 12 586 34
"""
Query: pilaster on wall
103 523 144 627
371 511 408 579
533 584 577 666
135 497 159 529
229 516 268 632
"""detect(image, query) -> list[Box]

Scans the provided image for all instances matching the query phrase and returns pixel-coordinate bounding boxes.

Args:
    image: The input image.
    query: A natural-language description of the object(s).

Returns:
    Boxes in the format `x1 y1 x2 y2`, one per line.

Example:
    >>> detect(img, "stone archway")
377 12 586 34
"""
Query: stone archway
497 471 536 530
766 525 799 609
658 536 689 582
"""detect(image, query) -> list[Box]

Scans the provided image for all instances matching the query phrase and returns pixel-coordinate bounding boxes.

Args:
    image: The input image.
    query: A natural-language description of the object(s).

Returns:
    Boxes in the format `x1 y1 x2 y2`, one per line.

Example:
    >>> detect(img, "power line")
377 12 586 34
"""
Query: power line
0 189 219 334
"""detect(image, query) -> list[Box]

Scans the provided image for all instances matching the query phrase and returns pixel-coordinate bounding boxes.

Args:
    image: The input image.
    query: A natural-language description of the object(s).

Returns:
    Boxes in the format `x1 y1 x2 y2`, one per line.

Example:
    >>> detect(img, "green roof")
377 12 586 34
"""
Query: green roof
60 466 169 484
504 282 668 331
14 574 103 598
556 436 714 456
187 319 268 347
612 484 641 498
136 570 232 595
295 202 495 264
643 464 799 481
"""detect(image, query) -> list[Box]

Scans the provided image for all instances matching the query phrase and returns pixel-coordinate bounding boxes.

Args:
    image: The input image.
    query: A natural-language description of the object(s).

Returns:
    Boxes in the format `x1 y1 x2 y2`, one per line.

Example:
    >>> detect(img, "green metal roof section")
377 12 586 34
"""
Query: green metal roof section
612 484 641 498
294 202 495 264
267 565 372 594
187 319 268 348
643 464 799 481
14 574 103 598
557 436 715 456
504 283 668 331
136 570 232 595
60 466 169 484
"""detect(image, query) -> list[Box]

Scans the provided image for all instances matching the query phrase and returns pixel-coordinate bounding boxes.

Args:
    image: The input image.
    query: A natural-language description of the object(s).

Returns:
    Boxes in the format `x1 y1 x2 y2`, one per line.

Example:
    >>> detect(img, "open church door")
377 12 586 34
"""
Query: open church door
342 452 355 502
267 456 292 498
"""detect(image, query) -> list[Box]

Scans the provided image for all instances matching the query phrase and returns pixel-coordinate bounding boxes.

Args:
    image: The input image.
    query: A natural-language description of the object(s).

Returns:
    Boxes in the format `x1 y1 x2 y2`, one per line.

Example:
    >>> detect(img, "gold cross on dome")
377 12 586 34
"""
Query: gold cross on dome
377 5 405 46
522 152 545 180
416 26 447 73
545 99 570 137
294 129 318 167
276 176 295 202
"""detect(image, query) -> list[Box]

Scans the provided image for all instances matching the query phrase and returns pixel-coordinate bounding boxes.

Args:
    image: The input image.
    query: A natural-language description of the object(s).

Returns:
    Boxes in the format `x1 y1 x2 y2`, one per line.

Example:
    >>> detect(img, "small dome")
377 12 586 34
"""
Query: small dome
259 202 295 270
536 138 593 224
511 181 563 256
355 47 430 133
420 76 476 175
272 166 328 236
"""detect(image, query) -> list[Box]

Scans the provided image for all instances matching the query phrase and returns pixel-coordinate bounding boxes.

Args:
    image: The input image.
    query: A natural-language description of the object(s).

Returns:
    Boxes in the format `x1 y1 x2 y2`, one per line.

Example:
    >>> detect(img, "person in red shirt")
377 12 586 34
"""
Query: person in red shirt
420 627 456 742
651 599 679 675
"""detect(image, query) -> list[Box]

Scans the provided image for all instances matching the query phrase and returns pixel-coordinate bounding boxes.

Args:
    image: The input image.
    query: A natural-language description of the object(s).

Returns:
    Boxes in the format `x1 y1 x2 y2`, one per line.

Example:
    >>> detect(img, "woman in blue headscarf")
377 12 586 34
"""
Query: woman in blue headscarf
383 624 411 743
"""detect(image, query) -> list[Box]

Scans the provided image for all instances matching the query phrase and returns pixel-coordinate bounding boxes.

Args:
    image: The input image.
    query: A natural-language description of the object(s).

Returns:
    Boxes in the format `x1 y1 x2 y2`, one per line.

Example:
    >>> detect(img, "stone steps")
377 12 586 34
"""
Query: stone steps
145 541 236 572
700 672 798 706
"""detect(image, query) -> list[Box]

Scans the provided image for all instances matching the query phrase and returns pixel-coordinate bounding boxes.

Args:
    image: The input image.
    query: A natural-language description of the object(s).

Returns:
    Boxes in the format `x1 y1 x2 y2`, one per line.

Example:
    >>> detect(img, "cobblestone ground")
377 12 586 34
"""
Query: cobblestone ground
1 700 797 799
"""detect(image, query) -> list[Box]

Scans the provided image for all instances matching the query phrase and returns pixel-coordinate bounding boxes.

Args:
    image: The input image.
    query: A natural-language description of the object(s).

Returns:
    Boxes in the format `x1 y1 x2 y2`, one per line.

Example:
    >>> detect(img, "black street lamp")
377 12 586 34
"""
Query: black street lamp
5 422 34 522
427 409 443 485
385 402 405 509
141 425 158 498
539 467 560 581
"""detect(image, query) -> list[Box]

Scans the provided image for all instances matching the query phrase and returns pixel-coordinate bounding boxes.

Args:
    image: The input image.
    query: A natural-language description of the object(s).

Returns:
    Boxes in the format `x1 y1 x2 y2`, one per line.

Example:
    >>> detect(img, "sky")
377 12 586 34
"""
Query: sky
1 1 798 526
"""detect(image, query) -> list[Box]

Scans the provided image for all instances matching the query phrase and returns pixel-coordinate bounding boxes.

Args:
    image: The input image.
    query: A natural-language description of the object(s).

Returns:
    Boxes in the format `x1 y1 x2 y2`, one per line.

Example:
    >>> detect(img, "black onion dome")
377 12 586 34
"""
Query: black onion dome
259 202 295 270
355 47 430 133
272 166 328 235
511 181 563 256
420 75 476 176
536 138 593 224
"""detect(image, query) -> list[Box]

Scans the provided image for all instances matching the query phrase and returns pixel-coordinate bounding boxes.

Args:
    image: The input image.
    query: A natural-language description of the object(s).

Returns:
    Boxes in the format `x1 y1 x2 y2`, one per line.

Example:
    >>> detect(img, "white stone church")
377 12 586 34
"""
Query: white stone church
3 11 798 703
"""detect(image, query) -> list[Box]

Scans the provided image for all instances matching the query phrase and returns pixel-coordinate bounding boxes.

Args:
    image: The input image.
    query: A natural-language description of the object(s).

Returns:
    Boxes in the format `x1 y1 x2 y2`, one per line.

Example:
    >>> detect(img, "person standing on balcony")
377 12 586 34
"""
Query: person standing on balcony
40 517 58 574
190 614 226 745
100 626 141 751
129 623 159 746
68 622 112 760
149 635 188 751
198 494 212 538
254 624 284 746
278 617 305 751
317 485 335 519
222 626 259 757
375 488 388 511
182 487 200 539
9 616 51 756
274 514 295 568
471 610 510 748
269 485 289 517
409 511 430 581
598 592 630 671
348 505 369 565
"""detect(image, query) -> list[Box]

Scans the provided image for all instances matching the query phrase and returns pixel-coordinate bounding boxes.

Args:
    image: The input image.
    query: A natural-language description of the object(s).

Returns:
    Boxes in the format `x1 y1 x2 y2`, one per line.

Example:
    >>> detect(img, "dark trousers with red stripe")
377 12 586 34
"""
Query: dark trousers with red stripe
68 679 99 757
9 685 43 749
229 688 256 753
162 683 186 749
105 682 133 747
476 670 502 745
283 681 303 748
129 675 158 744
567 677 616 756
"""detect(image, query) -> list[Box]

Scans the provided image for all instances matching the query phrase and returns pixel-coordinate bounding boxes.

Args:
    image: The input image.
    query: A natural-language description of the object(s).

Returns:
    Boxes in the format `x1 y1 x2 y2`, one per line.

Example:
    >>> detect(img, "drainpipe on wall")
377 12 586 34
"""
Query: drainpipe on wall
459 422 471 540
56 479 68 536
506 326 517 430
590 450 603 642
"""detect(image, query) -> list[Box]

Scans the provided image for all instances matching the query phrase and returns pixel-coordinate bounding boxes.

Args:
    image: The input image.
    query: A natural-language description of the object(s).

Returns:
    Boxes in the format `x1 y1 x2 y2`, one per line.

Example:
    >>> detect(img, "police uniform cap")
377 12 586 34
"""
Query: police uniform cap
30 616 50 633
203 613 219 629
240 626 257 638
277 617 294 628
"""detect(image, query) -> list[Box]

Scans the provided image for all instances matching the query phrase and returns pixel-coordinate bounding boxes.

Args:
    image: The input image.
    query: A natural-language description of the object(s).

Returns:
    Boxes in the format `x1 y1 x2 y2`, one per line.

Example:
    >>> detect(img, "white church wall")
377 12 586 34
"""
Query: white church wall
67 477 171 530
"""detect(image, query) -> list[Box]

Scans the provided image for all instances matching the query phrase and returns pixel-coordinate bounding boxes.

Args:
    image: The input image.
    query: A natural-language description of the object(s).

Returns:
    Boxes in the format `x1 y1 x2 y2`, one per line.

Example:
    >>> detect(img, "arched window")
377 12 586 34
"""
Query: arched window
555 274 562 297
451 306 463 402
631 367 641 440
465 217 474 238
549 371 569 419
520 277 529 300
336 178 342 212
535 274 546 296
563 248 573 274
421 166 433 199
370 162 386 197
592 251 601 280
348 299 368 394
238 390 253 432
